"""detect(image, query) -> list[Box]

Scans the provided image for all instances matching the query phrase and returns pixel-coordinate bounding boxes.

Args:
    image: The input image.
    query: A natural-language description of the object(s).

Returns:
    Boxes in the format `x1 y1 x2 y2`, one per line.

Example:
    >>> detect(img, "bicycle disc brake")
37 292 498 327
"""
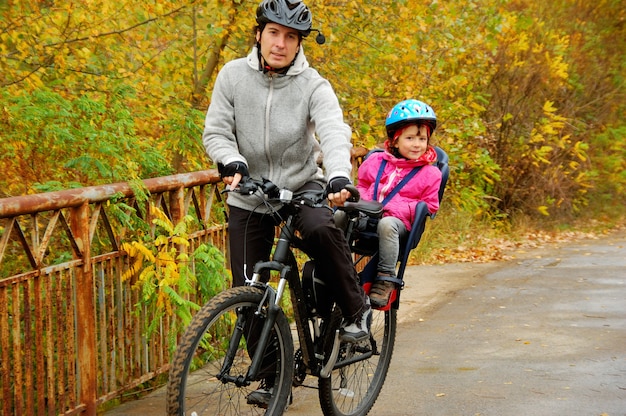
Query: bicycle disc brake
293 349 307 386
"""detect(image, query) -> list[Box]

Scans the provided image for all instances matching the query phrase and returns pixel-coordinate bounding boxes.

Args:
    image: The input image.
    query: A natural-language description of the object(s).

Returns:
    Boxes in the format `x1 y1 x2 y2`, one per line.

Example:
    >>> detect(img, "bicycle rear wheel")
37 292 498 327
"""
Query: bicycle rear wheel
166 286 294 416
318 307 397 416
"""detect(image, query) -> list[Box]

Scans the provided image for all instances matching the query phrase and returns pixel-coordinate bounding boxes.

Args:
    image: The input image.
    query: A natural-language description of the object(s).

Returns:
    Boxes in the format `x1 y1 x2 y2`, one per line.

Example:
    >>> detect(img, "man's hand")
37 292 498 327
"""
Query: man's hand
218 162 249 190
225 173 243 190
326 177 358 206
328 188 353 206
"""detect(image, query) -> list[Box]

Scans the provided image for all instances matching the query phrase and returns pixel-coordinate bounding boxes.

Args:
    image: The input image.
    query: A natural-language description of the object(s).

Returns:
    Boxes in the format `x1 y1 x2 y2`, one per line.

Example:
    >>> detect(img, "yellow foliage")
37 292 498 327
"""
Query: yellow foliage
137 269 156 292
542 100 557 114
573 141 588 162
547 52 569 80
154 235 169 246
119 208 201 323
172 236 190 247
120 242 144 281
537 206 550 216
1 0 624 217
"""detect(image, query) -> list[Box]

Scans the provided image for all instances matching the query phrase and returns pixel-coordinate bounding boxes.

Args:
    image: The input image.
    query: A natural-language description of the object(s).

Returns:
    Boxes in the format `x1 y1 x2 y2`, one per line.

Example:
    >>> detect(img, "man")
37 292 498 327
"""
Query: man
203 0 371 407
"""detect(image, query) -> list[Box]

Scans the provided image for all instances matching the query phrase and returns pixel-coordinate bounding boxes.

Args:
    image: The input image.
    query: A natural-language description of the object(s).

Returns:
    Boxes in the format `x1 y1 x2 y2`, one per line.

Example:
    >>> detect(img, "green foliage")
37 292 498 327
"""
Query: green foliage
0 87 172 196
121 207 228 351
588 126 626 206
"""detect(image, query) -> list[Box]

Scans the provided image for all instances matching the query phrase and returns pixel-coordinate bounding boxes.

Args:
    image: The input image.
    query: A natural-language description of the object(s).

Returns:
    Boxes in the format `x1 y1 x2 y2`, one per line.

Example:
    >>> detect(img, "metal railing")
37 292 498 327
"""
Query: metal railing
0 170 226 416
0 147 368 416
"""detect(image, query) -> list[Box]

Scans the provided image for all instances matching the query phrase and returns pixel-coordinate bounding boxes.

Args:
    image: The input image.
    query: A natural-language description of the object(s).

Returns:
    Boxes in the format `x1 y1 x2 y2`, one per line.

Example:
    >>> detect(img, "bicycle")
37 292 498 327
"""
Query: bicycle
165 176 396 416
165 147 449 416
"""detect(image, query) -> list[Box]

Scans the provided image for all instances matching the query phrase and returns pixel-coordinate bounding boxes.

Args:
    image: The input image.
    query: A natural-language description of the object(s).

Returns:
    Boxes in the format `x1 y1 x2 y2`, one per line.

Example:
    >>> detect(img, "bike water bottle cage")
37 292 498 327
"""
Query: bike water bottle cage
302 260 332 317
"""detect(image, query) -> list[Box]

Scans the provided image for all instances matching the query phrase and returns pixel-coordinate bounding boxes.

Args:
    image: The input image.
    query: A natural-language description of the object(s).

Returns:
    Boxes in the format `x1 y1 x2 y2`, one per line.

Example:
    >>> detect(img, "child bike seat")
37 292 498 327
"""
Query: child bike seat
338 200 384 218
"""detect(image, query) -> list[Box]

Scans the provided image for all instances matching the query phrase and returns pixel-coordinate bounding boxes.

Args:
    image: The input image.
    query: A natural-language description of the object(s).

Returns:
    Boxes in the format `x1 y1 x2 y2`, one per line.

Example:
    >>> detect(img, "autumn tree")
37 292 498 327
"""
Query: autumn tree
1 0 624 222
483 0 625 217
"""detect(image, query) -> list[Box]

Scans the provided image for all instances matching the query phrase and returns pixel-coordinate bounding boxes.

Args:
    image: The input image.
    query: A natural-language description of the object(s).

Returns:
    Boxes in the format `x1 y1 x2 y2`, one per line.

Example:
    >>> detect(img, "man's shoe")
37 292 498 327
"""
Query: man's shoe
340 300 372 343
246 379 272 408
369 280 396 308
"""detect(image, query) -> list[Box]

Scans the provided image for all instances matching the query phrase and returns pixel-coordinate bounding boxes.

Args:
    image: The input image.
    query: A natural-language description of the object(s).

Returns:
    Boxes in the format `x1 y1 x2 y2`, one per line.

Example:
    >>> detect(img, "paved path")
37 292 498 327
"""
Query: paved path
104 230 626 415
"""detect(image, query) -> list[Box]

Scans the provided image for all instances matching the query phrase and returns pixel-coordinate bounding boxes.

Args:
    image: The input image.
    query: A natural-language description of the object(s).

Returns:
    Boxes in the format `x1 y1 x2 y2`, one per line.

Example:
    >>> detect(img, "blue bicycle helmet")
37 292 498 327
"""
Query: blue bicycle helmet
256 0 312 37
385 99 437 139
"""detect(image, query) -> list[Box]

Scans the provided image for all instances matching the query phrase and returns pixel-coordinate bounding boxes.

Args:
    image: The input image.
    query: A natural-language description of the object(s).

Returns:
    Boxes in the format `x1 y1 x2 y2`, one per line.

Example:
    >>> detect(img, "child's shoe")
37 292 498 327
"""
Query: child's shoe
369 280 396 308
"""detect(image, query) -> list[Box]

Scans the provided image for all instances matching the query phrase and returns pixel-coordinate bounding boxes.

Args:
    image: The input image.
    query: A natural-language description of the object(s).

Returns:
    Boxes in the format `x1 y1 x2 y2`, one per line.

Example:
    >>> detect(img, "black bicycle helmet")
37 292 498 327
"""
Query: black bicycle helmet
256 0 312 37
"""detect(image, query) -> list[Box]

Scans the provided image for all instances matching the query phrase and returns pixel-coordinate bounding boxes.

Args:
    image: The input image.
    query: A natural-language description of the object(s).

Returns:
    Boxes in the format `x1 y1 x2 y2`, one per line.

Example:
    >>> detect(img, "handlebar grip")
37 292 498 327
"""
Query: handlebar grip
344 184 360 202
237 177 257 195
220 176 257 195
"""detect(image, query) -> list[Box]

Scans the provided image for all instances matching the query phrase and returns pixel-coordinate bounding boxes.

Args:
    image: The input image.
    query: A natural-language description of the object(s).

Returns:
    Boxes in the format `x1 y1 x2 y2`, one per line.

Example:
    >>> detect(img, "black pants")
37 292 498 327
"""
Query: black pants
227 182 366 320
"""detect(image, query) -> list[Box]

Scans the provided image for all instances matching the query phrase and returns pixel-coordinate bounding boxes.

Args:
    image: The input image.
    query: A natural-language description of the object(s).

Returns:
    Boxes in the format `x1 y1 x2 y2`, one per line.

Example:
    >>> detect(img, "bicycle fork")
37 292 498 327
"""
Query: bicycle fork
217 263 290 385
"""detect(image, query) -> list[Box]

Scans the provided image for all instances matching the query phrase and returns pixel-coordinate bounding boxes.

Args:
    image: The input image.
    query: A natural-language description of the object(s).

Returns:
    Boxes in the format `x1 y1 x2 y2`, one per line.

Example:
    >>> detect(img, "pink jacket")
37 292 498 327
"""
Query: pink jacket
356 148 442 231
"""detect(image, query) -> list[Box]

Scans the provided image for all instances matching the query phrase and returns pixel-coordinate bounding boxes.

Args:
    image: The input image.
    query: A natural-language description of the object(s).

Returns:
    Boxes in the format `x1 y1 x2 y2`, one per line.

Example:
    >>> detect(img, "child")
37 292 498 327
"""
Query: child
356 99 443 308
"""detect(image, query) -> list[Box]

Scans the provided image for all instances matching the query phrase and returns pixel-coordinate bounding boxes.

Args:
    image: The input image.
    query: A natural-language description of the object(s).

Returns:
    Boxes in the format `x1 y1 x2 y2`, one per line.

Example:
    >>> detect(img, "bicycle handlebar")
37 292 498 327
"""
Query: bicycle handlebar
226 177 360 205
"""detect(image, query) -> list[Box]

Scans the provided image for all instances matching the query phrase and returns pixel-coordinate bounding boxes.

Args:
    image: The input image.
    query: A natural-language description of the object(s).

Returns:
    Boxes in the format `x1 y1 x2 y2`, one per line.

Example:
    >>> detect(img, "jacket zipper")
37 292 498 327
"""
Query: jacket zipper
265 74 274 181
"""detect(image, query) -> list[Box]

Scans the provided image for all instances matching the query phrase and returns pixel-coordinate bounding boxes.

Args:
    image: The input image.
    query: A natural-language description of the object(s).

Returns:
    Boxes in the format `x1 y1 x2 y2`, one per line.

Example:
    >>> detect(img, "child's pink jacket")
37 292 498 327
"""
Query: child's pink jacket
356 147 442 231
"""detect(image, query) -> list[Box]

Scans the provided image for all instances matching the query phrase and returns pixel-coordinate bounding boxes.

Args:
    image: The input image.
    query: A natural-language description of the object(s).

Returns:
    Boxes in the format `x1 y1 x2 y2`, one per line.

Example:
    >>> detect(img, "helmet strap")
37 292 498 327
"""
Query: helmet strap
256 41 297 75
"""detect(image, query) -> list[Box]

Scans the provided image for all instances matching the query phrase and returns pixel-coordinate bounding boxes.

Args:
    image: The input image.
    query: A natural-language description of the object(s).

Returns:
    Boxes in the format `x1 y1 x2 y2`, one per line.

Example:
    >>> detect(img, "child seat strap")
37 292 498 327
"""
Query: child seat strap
373 160 422 206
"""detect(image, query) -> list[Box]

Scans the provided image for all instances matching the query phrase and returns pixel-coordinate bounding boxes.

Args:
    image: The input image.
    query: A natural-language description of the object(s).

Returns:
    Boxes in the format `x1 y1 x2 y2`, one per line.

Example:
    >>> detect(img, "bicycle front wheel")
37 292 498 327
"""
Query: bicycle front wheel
318 307 397 416
166 286 294 416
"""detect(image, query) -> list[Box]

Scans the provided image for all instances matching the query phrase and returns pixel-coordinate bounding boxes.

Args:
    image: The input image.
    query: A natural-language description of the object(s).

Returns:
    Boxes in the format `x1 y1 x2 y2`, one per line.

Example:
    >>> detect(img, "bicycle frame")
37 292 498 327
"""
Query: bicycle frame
217 207 343 389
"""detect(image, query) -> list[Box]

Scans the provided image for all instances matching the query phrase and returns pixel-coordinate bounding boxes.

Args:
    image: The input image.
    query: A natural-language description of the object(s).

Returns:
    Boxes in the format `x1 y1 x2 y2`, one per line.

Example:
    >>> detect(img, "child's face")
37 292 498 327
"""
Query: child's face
394 124 429 160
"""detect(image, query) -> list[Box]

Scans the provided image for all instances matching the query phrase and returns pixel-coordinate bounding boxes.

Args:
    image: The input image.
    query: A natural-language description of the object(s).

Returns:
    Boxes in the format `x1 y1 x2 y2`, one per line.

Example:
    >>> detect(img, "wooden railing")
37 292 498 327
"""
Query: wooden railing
0 170 226 416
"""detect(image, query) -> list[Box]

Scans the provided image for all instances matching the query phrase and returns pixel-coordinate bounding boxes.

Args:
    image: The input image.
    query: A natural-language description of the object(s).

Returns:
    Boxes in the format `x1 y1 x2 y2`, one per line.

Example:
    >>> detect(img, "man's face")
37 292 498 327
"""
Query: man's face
257 23 300 70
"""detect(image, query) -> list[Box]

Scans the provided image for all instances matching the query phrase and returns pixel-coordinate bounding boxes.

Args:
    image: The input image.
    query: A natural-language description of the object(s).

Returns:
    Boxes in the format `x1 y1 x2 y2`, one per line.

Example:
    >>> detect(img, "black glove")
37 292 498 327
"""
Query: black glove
217 161 249 179
326 176 352 194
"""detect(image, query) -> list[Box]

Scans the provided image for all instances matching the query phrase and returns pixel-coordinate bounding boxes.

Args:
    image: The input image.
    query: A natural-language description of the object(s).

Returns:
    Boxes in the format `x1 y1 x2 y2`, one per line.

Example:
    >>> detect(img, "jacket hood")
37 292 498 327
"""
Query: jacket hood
247 45 310 76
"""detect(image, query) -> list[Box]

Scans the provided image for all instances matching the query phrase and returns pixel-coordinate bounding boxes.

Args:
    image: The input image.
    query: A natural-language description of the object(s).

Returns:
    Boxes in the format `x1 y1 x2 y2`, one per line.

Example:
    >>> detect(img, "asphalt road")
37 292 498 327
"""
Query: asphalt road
105 229 626 416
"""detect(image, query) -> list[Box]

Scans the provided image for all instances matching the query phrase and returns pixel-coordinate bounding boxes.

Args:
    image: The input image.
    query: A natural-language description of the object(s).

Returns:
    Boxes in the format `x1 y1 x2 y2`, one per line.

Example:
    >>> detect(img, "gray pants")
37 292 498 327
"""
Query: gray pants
376 216 408 276
334 211 407 277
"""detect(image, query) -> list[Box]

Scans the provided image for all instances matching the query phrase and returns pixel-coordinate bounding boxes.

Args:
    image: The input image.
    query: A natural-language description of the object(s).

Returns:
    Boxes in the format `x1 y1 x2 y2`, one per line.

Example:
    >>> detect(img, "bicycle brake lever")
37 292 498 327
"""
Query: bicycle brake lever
220 177 257 195
235 176 265 195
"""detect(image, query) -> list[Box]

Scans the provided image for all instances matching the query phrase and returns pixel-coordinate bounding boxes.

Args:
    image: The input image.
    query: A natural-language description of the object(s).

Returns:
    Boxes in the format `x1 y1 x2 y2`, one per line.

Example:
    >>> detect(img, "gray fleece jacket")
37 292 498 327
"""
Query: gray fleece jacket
203 45 353 212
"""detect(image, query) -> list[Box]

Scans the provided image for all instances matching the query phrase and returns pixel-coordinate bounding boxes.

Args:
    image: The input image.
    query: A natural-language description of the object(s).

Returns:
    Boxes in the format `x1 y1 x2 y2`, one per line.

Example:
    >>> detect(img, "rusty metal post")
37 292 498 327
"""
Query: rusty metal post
169 186 187 273
169 187 184 225
71 202 97 415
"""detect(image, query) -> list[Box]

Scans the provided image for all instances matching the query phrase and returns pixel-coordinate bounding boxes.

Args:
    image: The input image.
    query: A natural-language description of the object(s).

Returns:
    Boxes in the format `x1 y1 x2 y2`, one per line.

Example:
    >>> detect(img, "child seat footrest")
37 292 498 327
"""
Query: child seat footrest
375 275 404 287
